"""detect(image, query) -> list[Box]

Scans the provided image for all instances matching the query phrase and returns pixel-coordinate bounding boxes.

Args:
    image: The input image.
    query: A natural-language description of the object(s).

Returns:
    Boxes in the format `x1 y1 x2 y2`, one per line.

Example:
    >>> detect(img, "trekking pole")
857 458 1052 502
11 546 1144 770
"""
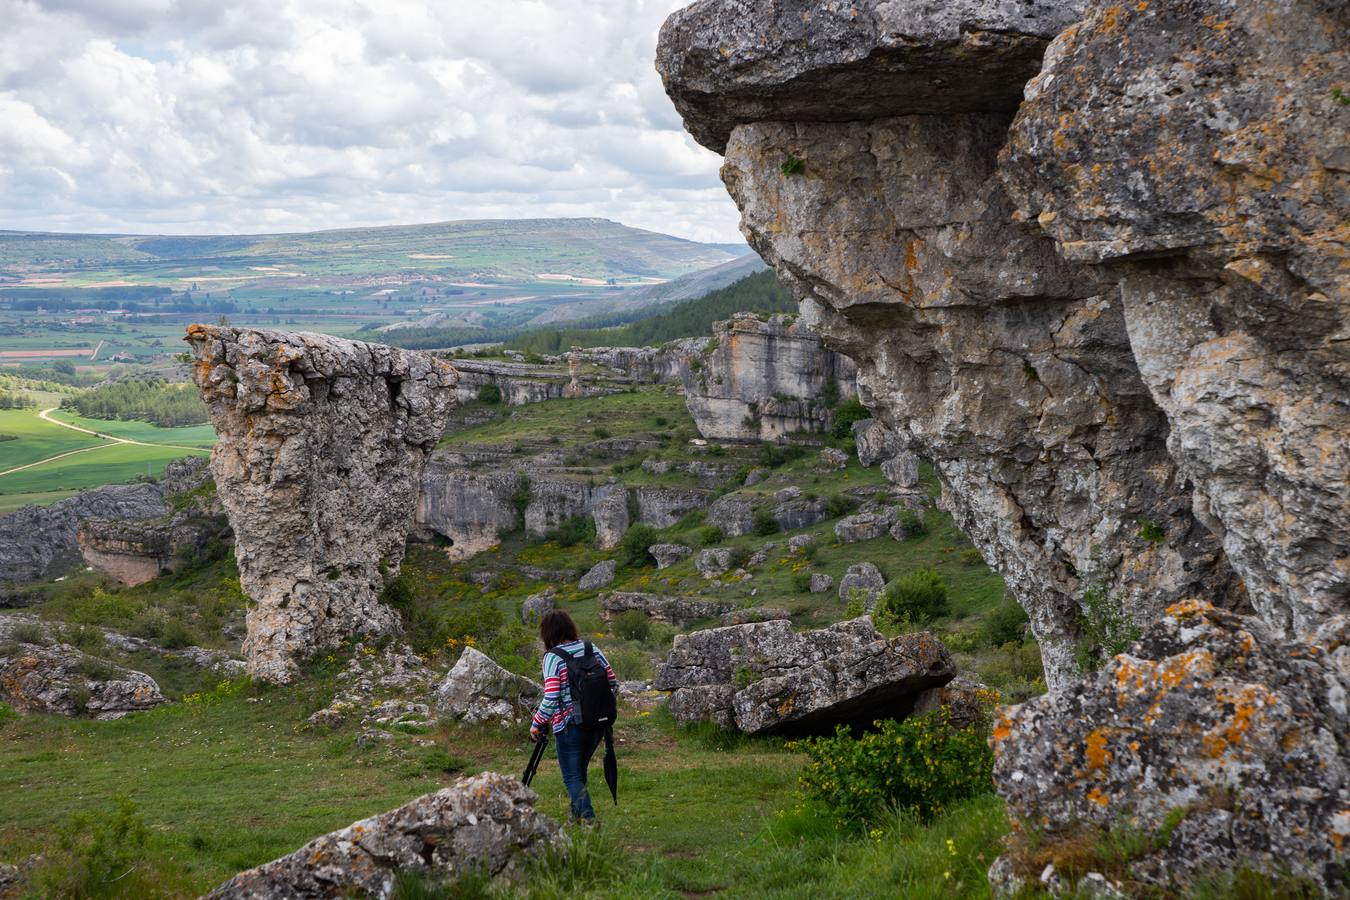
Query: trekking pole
522 732 548 787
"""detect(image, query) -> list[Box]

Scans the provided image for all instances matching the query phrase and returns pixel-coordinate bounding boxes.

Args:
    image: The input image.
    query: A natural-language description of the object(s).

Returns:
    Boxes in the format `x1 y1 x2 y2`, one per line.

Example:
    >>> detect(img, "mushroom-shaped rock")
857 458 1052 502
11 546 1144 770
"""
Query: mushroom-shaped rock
185 325 457 684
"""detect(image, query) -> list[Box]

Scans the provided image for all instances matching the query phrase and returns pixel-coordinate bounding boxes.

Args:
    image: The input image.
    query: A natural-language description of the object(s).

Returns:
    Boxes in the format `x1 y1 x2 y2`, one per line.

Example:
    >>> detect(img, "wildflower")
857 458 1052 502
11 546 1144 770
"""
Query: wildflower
946 838 956 857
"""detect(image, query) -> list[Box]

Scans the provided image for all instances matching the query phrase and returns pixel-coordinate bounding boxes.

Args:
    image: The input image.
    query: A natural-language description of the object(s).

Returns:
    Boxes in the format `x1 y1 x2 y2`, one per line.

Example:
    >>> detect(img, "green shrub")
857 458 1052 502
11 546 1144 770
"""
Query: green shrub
593 426 611 439
895 508 926 538
792 571 813 593
830 397 870 439
31 796 153 899
620 524 660 568
68 587 138 627
10 621 45 644
780 155 807 176
654 416 668 426
1074 585 1141 673
159 616 193 650
477 382 502 404
698 525 723 546
603 643 652 681
985 599 1028 647
550 514 596 548
960 548 984 566
612 610 651 643
793 711 993 827
759 443 807 469
55 623 107 655
751 509 780 536
379 567 416 609
825 494 857 518
0 703 16 727
878 568 949 625
1137 518 1165 543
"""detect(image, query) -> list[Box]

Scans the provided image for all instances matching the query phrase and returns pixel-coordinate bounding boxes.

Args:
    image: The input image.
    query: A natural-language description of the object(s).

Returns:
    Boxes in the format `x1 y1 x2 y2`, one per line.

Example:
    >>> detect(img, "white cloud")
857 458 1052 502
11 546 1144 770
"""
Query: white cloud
0 0 743 243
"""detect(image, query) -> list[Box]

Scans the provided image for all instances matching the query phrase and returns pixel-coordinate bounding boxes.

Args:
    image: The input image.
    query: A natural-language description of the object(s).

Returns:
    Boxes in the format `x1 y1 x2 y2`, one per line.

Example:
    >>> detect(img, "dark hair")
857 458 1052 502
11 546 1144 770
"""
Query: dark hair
539 609 580 649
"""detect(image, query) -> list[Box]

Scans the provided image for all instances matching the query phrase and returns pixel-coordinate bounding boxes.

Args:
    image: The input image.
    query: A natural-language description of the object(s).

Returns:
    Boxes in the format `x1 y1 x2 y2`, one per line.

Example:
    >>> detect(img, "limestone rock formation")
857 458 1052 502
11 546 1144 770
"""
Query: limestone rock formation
600 591 733 627
837 562 884 609
649 543 693 569
656 616 954 733
0 643 164 719
721 606 790 626
417 464 522 560
657 0 1240 689
695 547 733 578
999 0 1350 642
707 494 752 537
434 648 542 726
680 314 857 441
520 587 556 624
578 559 616 591
76 516 219 587
207 773 563 898
0 483 168 586
186 325 457 684
993 602 1350 894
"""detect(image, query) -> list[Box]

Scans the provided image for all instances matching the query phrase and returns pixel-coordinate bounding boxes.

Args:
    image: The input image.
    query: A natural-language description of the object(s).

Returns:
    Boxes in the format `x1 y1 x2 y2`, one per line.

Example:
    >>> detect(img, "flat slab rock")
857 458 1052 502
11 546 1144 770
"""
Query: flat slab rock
656 616 955 734
207 772 564 898
992 602 1350 894
657 0 1087 152
600 591 734 627
0 643 164 719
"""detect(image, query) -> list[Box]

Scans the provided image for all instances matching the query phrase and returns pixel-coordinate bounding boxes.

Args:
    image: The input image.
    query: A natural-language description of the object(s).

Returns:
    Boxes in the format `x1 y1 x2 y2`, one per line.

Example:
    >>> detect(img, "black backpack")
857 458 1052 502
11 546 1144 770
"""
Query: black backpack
549 641 617 730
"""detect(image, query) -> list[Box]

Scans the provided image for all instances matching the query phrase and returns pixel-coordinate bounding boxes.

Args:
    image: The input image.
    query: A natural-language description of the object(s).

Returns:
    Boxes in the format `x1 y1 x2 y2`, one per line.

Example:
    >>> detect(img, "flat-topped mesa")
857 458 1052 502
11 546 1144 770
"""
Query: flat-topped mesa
185 325 457 684
658 0 1237 689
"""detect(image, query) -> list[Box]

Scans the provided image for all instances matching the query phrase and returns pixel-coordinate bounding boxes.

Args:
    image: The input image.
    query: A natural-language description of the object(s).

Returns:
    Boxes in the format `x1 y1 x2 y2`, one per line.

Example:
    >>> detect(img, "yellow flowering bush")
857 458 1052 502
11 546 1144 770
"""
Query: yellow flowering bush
791 709 993 827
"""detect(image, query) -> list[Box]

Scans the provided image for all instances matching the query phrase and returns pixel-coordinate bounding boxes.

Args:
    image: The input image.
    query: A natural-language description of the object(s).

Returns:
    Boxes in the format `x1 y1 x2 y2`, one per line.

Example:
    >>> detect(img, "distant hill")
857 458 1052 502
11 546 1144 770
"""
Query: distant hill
0 218 739 287
524 252 767 326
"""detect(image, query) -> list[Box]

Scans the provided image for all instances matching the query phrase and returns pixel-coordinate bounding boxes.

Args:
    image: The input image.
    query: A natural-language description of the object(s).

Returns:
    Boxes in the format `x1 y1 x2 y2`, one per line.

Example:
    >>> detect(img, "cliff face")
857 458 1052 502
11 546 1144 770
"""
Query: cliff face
186 325 457 684
659 1 1241 688
681 314 857 441
658 0 1349 887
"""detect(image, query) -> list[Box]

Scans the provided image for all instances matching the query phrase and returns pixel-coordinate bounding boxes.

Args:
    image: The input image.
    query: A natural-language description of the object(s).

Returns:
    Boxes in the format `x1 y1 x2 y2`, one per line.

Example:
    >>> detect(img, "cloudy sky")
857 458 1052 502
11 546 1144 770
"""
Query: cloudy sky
0 0 745 243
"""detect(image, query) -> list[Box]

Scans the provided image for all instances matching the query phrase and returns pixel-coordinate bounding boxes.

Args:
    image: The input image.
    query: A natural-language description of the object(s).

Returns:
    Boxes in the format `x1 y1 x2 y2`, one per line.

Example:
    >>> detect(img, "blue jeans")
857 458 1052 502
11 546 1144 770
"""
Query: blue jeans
553 720 602 820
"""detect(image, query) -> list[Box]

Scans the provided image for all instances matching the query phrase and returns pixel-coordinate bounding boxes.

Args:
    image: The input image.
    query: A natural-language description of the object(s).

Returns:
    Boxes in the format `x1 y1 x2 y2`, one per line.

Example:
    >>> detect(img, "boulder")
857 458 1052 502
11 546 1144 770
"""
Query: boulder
206 773 564 898
578 559 616 592
656 617 954 734
434 648 542 726
838 563 885 610
696 548 734 579
809 573 834 594
817 448 848 471
634 487 709 528
834 511 891 543
992 602 1350 895
742 467 769 486
0 643 164 719
911 678 996 731
707 494 752 537
649 543 693 569
881 452 920 488
787 533 818 554
520 587 556 624
774 497 829 532
721 606 791 626
600 591 733 627
773 486 801 503
733 630 954 735
853 419 902 467
186 325 456 684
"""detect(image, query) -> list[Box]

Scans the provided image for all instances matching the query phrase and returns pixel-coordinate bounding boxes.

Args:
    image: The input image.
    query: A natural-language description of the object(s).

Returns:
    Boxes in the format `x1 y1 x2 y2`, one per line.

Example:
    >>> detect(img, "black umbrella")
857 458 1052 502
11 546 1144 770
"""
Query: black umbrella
522 733 548 787
601 725 618 805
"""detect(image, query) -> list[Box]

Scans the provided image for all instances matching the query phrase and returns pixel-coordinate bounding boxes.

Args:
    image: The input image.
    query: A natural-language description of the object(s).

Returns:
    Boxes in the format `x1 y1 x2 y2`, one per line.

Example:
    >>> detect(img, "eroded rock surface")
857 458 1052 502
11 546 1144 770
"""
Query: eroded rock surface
186 325 457 683
434 647 542 726
1000 0 1350 641
658 0 1239 689
656 616 953 733
0 643 164 719
993 601 1350 893
207 773 564 898
681 314 856 441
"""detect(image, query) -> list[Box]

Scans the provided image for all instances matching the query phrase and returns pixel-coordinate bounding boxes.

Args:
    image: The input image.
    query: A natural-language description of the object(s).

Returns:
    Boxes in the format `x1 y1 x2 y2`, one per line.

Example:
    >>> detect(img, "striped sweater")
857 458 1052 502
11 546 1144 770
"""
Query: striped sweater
531 640 618 733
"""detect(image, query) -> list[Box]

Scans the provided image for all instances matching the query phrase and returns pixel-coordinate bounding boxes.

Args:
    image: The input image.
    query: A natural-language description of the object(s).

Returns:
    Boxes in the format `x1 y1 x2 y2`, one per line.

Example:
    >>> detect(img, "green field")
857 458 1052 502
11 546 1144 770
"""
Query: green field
0 405 214 512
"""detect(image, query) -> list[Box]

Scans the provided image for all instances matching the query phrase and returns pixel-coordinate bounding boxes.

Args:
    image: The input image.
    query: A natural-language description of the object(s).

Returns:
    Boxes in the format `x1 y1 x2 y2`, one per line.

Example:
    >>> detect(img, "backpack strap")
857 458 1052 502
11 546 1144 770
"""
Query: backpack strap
582 640 594 660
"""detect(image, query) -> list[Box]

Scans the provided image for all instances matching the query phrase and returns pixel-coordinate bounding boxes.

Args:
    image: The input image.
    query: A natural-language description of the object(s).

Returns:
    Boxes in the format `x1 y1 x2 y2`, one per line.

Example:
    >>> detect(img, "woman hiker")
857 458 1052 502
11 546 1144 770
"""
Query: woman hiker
529 609 619 823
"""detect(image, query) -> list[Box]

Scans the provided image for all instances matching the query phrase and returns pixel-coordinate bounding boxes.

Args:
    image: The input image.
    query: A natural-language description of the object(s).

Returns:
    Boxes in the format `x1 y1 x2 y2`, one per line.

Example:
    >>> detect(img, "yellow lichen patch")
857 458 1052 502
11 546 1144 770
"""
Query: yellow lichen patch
1087 787 1110 807
1085 728 1113 770
1166 597 1211 620
992 709 1014 743
1201 684 1275 759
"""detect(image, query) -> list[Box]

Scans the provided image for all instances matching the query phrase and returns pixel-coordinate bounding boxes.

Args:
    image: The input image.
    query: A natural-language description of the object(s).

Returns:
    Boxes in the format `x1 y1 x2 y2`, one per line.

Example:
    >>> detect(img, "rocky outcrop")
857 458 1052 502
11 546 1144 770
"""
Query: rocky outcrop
681 314 856 441
186 325 457 684
837 562 885 609
416 464 522 559
207 773 563 898
520 587 556 624
0 642 164 719
434 648 542 726
656 616 954 734
582 340 703 384
657 0 1241 689
0 483 168 586
599 591 733 627
649 543 693 569
578 559 616 591
707 494 752 538
449 357 572 405
75 517 212 587
993 602 1350 894
998 0 1350 642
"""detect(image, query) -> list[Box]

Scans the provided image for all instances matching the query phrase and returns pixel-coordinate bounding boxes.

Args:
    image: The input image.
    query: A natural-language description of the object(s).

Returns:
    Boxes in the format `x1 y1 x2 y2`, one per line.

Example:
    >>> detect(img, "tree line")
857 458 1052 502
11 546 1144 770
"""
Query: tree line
63 377 209 427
